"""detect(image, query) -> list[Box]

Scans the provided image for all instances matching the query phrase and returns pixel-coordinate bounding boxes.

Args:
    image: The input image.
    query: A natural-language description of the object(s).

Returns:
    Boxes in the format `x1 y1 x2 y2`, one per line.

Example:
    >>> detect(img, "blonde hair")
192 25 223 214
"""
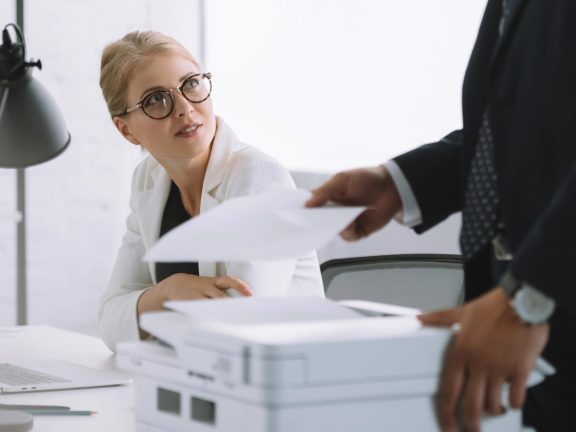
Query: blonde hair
99 30 201 117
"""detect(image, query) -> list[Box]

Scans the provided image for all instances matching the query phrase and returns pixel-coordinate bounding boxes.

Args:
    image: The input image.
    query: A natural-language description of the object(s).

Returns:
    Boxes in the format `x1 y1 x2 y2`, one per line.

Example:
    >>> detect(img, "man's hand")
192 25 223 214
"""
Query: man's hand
305 166 402 240
418 288 549 432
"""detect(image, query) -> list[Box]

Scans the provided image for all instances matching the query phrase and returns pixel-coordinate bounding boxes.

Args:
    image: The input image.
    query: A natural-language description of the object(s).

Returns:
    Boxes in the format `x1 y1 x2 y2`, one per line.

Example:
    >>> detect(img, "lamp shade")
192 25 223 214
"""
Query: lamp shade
0 69 70 168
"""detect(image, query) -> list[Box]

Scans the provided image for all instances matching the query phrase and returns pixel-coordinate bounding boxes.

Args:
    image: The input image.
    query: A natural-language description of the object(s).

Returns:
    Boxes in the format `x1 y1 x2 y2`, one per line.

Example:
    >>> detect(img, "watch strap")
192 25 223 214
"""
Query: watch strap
499 272 520 298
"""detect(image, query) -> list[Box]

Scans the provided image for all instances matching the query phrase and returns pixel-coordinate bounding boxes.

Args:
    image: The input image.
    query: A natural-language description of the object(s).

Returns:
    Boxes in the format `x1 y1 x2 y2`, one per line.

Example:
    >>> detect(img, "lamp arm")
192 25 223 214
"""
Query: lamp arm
0 23 27 81
0 85 8 117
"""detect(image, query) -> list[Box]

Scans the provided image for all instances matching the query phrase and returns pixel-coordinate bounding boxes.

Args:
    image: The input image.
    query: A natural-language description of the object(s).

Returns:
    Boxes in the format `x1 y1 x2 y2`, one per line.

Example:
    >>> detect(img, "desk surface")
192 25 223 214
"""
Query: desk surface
0 326 134 431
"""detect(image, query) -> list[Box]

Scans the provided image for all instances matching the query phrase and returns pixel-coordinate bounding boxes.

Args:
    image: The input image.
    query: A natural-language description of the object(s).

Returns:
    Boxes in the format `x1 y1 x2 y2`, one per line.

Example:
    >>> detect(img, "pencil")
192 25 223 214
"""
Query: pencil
23 409 97 416
0 404 70 410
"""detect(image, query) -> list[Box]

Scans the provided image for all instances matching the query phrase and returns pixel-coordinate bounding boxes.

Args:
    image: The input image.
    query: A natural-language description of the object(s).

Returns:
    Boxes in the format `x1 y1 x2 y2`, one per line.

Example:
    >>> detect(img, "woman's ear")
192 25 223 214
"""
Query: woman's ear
113 116 141 145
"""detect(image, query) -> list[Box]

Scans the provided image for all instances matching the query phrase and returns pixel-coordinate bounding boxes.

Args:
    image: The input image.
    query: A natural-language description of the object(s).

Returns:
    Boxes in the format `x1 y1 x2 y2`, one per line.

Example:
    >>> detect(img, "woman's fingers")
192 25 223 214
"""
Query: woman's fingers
215 276 253 296
161 274 252 300
203 285 230 299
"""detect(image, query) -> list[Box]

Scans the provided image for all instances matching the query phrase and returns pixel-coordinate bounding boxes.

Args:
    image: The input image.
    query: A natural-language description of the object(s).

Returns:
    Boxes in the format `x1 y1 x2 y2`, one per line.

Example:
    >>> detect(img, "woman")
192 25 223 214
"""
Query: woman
98 31 324 351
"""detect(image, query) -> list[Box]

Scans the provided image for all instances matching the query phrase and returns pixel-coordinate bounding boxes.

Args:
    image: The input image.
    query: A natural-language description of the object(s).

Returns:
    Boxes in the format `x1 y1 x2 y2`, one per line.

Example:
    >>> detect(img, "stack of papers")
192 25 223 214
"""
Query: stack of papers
145 189 364 262
164 297 364 325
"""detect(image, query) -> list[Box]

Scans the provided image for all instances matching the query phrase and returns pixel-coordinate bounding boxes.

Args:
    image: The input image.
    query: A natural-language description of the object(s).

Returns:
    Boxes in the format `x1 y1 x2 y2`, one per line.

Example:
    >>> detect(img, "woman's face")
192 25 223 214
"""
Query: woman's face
114 54 216 162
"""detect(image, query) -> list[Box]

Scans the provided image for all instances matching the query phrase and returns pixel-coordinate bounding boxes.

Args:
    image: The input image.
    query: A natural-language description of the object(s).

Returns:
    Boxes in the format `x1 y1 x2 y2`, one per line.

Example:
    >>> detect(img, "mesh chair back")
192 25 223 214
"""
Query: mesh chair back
321 254 464 311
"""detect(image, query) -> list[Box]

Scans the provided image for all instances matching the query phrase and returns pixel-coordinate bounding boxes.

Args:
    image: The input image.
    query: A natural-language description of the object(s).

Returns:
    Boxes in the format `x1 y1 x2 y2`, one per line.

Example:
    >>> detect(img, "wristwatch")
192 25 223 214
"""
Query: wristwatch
500 273 556 325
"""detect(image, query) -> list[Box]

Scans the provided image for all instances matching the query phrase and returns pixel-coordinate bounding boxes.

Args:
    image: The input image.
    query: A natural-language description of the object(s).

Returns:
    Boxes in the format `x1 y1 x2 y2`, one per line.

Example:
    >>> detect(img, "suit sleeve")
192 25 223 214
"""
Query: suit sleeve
392 129 464 233
98 171 152 352
509 162 576 304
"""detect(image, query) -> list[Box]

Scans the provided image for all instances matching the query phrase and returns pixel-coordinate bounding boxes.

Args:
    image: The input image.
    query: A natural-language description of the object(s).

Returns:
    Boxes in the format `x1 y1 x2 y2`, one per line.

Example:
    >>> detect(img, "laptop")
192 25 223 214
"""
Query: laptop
0 360 131 394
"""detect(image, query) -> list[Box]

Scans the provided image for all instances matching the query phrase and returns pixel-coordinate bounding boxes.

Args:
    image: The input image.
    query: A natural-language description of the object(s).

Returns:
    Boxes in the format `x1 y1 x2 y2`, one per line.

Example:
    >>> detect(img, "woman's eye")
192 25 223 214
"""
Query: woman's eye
183 78 200 91
145 92 166 106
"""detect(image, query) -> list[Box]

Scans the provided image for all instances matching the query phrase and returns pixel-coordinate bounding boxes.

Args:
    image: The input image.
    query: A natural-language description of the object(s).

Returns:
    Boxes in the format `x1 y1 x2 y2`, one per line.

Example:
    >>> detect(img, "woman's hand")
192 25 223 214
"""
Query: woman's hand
160 273 252 301
137 274 252 316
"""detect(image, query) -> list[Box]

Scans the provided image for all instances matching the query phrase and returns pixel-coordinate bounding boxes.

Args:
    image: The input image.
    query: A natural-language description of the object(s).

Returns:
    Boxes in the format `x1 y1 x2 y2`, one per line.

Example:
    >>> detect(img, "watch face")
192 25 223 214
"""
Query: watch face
513 286 555 324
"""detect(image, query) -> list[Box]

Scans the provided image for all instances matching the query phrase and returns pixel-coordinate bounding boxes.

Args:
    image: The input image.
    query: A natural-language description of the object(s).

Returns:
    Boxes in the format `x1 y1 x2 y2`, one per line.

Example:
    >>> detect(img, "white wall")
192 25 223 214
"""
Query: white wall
206 0 486 170
1 1 486 333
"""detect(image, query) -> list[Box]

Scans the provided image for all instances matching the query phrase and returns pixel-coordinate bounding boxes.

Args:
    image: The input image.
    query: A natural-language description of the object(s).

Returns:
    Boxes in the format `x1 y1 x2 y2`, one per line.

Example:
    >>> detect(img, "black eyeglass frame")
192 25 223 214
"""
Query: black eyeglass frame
114 72 212 120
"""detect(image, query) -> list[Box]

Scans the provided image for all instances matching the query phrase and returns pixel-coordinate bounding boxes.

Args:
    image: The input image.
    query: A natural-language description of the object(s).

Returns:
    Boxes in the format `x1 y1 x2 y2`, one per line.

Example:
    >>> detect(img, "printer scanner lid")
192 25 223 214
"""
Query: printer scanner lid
137 297 554 389
139 297 453 382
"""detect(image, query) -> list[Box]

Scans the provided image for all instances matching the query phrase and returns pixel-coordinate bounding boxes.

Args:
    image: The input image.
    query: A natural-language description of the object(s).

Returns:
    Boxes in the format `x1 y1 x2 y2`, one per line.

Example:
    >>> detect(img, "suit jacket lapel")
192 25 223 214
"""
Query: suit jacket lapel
135 162 171 283
489 0 527 71
198 116 239 276
200 116 236 212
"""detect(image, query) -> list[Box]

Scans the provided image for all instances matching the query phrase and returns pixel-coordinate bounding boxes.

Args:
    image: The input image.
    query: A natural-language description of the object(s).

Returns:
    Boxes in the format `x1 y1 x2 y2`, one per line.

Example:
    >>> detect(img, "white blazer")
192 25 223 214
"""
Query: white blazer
99 117 324 351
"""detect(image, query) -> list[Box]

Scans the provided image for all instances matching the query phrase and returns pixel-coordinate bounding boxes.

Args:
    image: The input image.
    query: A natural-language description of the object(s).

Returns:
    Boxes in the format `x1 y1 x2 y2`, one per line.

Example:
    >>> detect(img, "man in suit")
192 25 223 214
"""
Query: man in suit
307 1 575 430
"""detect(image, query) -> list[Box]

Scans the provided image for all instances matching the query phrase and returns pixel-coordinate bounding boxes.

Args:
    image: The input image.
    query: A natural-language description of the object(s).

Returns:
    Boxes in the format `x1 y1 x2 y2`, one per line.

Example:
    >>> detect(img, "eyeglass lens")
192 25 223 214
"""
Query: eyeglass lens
142 75 211 119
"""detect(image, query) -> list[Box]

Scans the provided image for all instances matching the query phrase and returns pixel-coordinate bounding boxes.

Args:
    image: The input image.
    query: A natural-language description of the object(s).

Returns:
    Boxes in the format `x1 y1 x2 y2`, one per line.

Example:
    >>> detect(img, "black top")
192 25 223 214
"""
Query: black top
155 181 199 283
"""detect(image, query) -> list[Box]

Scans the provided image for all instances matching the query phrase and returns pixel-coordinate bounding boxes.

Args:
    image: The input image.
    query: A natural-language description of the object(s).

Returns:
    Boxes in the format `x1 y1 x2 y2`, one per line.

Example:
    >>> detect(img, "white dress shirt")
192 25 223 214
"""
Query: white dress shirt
383 160 422 228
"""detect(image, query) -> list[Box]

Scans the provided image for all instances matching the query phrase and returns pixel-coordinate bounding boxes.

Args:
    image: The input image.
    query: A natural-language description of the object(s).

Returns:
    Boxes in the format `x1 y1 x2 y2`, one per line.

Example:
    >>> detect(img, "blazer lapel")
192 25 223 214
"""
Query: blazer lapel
135 162 171 283
198 190 220 278
198 117 235 277
489 0 527 71
201 117 234 202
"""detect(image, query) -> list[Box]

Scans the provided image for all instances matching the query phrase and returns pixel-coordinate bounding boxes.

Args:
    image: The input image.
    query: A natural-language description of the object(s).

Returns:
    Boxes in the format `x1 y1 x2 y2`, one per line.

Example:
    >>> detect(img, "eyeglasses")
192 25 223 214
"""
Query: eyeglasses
116 72 212 120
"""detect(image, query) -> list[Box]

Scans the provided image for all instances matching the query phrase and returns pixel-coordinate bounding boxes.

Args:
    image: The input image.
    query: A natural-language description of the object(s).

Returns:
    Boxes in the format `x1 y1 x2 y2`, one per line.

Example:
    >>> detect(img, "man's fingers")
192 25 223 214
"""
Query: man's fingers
340 222 361 241
305 188 331 207
418 307 463 327
437 339 465 432
437 350 465 432
306 175 348 208
461 372 486 432
509 369 529 409
485 376 506 415
340 202 397 241
340 214 372 241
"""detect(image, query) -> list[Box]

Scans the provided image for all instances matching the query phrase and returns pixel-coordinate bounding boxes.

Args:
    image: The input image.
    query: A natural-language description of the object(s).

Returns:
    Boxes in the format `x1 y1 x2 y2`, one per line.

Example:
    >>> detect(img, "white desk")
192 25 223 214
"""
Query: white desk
0 326 134 431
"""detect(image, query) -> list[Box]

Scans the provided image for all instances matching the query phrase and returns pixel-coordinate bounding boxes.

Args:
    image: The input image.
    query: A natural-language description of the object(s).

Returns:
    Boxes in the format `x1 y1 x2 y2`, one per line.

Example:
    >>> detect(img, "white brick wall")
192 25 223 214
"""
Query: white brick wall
0 0 202 333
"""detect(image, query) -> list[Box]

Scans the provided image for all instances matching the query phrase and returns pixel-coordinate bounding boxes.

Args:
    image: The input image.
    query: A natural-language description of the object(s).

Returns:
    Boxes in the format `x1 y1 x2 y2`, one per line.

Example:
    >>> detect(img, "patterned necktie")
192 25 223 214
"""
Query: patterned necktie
460 113 500 259
460 0 512 260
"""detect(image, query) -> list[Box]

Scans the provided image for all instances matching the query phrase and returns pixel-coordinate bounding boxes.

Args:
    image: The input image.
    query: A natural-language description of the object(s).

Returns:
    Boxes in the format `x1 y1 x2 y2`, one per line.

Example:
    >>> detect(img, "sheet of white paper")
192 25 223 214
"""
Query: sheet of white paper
165 297 364 325
145 189 364 262
338 300 421 317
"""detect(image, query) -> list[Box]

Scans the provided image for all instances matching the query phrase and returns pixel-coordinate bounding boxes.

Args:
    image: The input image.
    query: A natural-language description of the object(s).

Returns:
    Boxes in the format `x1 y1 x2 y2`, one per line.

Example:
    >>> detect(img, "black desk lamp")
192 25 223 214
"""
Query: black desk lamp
0 21 71 324
0 22 70 325
0 24 70 324
0 21 70 432
0 23 70 165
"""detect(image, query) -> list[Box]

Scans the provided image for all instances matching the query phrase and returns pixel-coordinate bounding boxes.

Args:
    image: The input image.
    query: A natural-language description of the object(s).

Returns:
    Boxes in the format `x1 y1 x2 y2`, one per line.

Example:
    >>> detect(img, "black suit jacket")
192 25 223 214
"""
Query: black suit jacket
393 1 576 429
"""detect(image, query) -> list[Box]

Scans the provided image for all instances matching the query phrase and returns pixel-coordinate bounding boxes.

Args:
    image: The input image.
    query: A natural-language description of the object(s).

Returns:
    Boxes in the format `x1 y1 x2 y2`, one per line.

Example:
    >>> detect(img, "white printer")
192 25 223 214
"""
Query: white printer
117 297 553 432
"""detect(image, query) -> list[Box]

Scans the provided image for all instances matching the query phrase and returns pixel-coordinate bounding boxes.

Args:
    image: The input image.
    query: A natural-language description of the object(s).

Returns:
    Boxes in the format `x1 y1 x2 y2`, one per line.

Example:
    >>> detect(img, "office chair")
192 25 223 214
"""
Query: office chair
321 254 464 312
